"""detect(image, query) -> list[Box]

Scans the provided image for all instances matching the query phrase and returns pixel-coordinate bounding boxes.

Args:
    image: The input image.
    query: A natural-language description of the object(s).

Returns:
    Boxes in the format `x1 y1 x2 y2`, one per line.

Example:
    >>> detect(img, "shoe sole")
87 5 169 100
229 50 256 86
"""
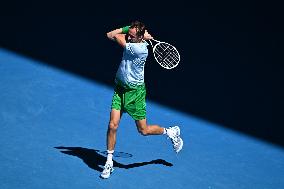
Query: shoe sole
176 137 183 153
100 168 114 179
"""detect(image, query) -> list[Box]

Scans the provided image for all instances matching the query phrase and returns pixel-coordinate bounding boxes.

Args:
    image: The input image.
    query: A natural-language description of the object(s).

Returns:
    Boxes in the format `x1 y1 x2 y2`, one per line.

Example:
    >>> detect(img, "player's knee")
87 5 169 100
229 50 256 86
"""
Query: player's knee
109 121 119 131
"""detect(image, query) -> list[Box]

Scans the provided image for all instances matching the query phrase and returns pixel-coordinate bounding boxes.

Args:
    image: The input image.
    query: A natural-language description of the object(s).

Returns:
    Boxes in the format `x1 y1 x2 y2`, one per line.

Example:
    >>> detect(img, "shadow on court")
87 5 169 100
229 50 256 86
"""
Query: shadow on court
54 146 173 172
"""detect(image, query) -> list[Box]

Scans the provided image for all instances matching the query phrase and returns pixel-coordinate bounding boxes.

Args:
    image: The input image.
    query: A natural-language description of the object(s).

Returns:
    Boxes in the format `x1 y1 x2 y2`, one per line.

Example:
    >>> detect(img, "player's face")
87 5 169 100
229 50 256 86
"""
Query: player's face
127 27 142 43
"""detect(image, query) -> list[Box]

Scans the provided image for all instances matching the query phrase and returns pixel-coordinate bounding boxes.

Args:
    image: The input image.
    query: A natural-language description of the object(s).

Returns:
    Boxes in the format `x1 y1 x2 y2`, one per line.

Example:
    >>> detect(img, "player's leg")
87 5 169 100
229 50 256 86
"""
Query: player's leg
105 85 123 165
101 108 123 179
135 118 164 135
128 84 183 153
107 109 123 151
135 119 183 153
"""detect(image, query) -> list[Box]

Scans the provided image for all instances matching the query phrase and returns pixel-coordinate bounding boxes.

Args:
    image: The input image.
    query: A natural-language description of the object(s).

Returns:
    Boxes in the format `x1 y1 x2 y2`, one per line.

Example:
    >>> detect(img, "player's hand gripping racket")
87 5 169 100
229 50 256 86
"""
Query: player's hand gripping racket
146 38 181 69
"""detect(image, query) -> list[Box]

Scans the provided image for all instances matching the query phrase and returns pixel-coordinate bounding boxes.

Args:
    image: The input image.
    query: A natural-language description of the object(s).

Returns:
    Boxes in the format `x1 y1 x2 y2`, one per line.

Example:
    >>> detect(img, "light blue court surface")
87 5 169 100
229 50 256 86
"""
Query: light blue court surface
0 48 284 189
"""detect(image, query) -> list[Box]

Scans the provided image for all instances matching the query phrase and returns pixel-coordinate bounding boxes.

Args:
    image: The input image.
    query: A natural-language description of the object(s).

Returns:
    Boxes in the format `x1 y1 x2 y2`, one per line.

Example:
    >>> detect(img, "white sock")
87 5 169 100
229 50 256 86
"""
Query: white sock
163 128 167 135
107 150 114 163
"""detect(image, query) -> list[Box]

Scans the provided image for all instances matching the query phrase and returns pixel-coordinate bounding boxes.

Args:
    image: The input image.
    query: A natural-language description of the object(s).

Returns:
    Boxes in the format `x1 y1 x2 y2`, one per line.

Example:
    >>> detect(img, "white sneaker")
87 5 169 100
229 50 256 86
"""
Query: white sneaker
166 126 183 153
100 161 114 179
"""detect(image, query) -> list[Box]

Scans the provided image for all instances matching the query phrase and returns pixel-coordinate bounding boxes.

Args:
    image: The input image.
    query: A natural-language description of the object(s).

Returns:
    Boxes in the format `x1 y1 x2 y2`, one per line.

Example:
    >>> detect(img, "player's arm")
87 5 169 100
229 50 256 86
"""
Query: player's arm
106 28 122 41
113 34 127 47
106 26 130 41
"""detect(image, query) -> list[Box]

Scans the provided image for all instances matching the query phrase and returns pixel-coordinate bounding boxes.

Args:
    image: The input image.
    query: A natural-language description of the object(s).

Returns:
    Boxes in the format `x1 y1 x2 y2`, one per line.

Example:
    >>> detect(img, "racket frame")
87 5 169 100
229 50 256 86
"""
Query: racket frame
147 39 180 69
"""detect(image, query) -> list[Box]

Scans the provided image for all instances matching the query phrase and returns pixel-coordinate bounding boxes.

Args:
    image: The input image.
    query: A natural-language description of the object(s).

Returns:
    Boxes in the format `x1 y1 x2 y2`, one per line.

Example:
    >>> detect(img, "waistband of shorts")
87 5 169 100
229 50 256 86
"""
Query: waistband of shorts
115 78 145 90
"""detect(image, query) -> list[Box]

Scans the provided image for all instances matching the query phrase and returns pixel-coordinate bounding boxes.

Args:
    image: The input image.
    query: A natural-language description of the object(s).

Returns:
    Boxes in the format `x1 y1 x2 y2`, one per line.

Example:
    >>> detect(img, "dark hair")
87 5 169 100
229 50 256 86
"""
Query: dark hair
130 21 146 39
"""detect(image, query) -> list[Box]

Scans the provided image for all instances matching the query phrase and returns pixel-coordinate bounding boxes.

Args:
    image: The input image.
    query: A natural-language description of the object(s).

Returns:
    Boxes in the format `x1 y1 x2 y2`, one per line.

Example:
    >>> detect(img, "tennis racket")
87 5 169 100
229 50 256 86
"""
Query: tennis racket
145 39 180 69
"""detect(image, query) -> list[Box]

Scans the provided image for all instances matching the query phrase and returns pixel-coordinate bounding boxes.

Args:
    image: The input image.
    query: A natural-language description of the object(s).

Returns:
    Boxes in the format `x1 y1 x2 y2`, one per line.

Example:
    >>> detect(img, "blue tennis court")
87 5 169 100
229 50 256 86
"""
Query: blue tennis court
1 48 283 188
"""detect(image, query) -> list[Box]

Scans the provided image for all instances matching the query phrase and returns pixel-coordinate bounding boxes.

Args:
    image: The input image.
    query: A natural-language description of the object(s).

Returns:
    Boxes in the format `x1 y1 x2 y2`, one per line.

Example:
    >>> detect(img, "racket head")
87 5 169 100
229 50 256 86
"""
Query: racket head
152 41 180 69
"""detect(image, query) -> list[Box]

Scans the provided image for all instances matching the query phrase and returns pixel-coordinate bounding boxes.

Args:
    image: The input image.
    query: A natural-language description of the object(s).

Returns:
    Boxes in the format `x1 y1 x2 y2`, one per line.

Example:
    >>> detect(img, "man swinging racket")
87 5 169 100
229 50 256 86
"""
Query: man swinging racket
101 21 183 179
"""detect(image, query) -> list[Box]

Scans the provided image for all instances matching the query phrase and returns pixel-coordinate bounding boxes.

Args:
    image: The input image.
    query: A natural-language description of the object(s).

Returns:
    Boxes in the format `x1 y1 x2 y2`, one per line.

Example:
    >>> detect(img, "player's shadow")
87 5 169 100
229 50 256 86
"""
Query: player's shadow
54 146 173 172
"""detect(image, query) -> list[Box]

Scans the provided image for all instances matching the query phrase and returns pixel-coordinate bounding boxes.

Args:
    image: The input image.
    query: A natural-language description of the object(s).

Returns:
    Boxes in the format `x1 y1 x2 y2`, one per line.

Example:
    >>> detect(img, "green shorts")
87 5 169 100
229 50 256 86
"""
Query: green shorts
111 83 146 120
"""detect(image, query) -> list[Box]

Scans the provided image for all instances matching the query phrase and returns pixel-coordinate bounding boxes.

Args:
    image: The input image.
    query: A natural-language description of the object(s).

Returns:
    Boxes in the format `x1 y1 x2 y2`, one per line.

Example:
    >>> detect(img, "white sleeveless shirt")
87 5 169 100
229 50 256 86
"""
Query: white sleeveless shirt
115 42 148 88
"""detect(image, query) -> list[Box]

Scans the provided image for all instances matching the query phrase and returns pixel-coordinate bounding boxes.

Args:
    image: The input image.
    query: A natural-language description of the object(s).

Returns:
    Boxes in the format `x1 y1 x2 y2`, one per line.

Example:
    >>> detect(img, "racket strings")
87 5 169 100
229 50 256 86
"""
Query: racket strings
154 43 180 69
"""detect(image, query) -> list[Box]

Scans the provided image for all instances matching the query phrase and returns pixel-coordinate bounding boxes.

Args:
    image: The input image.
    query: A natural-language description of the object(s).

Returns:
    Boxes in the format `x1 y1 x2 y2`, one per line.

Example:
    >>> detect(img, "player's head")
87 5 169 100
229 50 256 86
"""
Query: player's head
127 21 146 43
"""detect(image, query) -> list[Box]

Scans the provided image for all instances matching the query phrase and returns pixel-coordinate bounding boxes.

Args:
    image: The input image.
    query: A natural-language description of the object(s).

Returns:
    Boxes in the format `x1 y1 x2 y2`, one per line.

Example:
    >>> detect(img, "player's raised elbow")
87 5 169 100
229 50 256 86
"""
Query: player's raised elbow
106 32 114 40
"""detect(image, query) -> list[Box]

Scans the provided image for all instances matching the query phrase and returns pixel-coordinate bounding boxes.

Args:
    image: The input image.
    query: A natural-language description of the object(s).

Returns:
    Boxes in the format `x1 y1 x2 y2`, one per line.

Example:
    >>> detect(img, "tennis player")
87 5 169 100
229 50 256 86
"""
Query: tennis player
101 21 183 179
